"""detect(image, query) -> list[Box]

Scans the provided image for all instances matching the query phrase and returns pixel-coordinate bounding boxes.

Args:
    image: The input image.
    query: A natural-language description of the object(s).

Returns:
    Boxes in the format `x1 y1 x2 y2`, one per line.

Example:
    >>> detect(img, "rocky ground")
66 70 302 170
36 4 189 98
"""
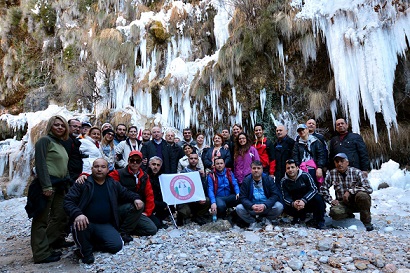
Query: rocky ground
1 188 410 273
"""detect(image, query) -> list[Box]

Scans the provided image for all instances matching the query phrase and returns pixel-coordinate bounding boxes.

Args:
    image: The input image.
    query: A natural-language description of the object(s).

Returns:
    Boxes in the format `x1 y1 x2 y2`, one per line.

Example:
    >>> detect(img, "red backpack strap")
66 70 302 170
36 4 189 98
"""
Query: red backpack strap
226 168 234 193
210 172 218 196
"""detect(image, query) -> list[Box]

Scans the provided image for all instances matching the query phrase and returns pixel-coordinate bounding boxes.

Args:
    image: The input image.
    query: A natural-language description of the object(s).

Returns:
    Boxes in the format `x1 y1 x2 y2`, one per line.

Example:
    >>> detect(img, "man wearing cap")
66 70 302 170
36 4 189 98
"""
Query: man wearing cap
281 159 326 229
292 124 326 187
273 125 295 188
109 151 158 239
79 122 92 139
328 118 370 173
320 153 374 231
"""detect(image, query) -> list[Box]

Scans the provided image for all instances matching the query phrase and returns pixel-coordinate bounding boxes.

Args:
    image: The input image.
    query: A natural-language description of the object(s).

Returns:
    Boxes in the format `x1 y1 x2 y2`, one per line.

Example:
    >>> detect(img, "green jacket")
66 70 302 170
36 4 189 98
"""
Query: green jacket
35 134 69 191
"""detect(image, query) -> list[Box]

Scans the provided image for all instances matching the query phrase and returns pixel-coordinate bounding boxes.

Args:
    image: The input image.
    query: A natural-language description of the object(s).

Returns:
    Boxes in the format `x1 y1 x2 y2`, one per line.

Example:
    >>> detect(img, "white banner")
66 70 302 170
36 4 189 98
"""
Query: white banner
159 172 206 205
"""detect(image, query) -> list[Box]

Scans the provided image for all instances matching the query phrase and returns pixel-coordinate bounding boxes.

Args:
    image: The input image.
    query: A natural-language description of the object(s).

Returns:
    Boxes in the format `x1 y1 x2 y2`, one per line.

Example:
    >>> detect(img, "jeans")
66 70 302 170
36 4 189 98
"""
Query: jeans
236 202 284 224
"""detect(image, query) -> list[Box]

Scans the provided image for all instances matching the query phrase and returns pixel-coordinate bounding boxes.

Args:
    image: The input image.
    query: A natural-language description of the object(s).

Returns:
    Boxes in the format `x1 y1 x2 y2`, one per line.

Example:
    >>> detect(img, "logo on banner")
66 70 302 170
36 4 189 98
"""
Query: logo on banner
170 175 195 200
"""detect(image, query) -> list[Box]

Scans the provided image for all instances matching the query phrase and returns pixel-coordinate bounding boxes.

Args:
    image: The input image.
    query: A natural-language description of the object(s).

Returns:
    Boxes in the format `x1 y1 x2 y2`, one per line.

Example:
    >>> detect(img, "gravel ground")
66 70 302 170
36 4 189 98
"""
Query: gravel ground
1 190 410 273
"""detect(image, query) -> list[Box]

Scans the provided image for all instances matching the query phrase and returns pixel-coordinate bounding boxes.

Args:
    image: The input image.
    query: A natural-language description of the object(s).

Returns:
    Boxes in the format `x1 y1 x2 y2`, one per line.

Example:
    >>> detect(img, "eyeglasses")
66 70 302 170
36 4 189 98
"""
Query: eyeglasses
285 159 295 164
129 158 142 164
150 163 161 166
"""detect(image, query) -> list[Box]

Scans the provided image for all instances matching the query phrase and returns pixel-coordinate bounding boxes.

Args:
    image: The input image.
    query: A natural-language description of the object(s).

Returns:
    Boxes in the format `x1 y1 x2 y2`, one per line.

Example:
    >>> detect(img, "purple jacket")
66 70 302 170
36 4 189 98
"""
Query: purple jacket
234 146 260 184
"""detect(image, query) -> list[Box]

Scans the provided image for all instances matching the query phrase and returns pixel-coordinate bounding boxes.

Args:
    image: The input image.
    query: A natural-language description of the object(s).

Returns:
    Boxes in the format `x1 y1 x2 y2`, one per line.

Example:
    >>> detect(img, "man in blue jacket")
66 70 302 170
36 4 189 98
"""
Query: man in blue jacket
236 161 284 230
207 157 240 218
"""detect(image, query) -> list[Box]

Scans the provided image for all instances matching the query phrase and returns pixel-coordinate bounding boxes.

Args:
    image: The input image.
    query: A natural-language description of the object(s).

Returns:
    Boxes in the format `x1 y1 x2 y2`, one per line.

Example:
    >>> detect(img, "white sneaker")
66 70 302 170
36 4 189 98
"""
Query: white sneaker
247 222 258 231
264 218 273 231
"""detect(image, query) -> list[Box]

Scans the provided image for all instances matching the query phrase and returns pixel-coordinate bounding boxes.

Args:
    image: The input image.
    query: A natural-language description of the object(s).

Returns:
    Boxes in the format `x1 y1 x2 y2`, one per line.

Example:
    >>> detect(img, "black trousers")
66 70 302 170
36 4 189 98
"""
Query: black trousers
284 194 325 223
72 223 123 258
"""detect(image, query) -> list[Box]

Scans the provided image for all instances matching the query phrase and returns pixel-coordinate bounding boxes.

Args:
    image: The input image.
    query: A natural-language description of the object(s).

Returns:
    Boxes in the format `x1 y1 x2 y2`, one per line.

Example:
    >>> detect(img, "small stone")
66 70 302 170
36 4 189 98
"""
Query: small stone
260 265 271 272
317 238 333 251
354 260 369 270
328 257 341 268
287 258 303 271
383 264 396 273
319 256 329 263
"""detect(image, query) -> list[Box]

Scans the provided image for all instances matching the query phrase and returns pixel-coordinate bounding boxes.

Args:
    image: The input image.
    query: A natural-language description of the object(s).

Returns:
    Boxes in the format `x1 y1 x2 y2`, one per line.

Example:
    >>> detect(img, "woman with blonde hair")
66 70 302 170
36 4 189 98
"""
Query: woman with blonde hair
100 128 116 171
31 115 71 263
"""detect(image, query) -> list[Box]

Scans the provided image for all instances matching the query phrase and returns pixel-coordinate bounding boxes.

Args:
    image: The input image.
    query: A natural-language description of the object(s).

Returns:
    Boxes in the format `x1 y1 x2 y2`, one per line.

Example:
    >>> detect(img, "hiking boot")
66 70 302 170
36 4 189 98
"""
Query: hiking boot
316 221 326 230
51 250 62 257
50 239 75 249
34 254 61 264
247 222 258 231
82 254 95 264
291 217 300 225
365 223 374 231
121 233 133 244
306 219 318 227
176 214 184 226
193 216 207 226
74 249 84 259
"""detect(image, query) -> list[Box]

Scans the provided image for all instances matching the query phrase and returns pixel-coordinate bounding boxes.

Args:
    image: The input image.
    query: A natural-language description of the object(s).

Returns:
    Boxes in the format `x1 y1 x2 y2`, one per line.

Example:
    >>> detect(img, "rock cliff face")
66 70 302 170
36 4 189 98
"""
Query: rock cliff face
0 0 410 192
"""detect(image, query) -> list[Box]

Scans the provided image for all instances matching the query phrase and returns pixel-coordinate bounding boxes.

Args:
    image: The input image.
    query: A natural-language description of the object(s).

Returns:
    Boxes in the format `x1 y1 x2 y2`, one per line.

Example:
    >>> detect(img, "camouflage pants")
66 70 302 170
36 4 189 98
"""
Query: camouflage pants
329 191 372 224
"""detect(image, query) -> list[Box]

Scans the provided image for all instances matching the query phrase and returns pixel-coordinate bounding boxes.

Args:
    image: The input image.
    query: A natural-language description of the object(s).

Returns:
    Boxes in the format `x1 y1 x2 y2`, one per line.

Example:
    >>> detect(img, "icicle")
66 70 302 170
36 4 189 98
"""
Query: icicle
296 0 406 143
260 88 266 117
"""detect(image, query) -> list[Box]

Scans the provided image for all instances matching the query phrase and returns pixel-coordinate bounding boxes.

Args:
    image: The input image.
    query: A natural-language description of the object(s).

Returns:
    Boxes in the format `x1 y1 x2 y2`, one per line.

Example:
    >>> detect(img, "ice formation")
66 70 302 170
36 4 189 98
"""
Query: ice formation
294 0 410 141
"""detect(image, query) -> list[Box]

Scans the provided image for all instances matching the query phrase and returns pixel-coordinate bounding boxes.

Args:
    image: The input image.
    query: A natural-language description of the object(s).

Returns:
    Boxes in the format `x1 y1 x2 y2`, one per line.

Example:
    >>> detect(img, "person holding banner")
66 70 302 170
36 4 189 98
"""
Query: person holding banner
147 156 173 227
207 157 240 219
236 160 284 231
177 152 210 226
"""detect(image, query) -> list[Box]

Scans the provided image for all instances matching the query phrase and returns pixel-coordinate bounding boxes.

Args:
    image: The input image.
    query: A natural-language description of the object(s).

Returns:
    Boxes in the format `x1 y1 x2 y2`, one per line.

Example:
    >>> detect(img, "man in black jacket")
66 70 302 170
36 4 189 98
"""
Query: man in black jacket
281 159 325 229
273 125 295 188
64 158 143 264
236 161 283 230
62 119 83 183
328 118 370 173
141 126 174 173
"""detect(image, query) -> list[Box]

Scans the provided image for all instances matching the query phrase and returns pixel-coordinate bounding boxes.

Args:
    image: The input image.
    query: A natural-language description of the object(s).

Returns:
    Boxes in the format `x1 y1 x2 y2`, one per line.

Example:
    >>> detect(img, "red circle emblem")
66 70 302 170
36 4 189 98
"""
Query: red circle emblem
170 175 195 200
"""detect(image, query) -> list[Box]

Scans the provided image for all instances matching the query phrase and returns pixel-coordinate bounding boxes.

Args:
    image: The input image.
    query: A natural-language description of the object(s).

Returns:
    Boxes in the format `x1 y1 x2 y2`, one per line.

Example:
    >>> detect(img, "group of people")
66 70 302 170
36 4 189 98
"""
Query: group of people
27 115 375 265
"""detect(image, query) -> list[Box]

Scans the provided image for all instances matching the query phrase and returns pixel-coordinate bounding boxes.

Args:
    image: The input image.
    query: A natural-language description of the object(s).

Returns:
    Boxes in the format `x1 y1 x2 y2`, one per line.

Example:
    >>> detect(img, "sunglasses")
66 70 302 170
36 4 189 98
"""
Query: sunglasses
129 158 142 164
285 159 296 164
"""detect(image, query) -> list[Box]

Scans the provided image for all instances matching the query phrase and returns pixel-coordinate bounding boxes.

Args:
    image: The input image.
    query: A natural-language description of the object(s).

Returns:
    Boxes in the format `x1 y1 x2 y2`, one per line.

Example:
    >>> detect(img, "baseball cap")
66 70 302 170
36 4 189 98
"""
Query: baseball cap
129 150 143 158
334 153 348 160
82 122 92 128
296 124 308 131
